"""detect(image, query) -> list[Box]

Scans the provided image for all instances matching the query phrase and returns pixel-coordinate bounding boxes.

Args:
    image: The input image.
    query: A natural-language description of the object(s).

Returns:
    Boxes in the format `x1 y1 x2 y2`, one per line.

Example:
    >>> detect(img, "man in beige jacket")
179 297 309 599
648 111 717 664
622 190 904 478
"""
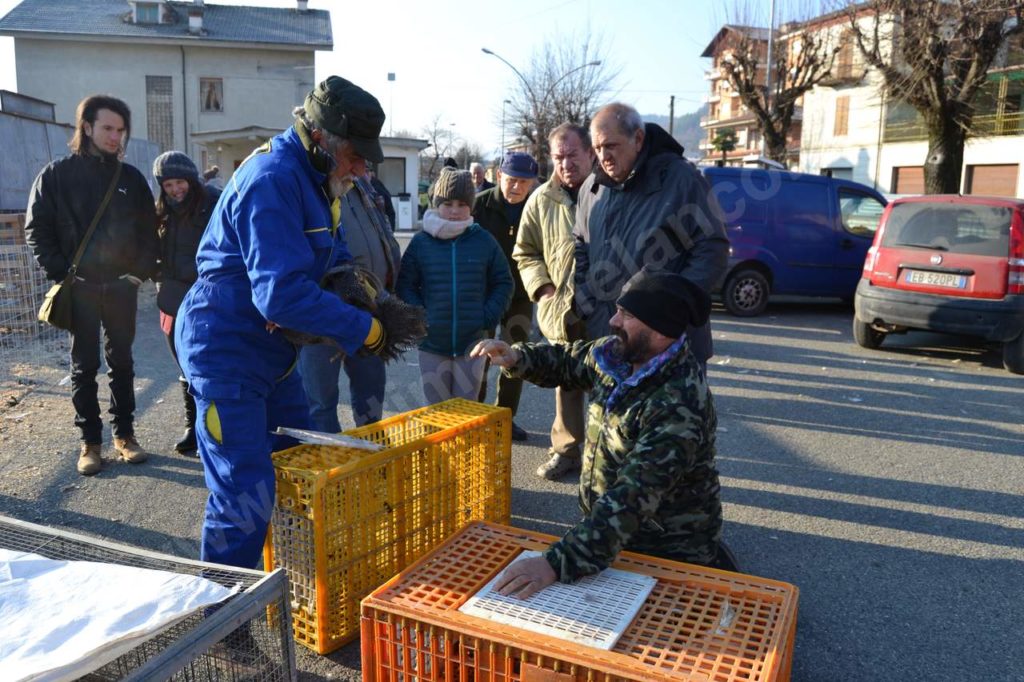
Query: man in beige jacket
512 123 596 480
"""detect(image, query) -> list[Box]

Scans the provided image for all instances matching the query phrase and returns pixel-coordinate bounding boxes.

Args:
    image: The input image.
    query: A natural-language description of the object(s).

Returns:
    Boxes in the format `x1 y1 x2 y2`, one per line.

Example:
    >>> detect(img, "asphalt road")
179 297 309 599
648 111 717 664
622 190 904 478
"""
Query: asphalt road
1 286 1022 681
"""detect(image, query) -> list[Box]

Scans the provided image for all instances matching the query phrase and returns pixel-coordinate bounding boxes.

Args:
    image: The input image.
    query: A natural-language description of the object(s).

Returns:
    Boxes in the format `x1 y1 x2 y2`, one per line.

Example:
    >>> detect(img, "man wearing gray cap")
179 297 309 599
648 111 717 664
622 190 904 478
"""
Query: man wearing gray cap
175 76 390 569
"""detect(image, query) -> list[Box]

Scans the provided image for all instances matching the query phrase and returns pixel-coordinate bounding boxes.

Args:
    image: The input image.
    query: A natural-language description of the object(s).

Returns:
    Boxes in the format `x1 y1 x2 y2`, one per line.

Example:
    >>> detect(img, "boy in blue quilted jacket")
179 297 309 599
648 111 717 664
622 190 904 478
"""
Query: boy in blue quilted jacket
396 168 513 404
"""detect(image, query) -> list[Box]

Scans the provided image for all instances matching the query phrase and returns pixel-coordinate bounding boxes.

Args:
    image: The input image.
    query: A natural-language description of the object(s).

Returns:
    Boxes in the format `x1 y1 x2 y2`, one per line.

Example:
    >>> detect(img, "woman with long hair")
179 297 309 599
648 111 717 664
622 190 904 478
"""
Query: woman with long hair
152 151 220 456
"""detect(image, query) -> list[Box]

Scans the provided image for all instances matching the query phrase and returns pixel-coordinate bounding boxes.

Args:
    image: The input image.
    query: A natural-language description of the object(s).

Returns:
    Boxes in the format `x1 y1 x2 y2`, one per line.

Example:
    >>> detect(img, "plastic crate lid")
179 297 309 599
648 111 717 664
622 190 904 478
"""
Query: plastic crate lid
458 550 656 650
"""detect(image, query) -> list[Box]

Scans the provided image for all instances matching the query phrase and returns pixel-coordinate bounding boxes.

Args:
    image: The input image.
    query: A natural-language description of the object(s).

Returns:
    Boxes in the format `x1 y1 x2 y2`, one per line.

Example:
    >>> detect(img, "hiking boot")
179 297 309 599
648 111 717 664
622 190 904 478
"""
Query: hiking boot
510 421 529 442
536 452 581 481
77 443 103 476
114 435 148 464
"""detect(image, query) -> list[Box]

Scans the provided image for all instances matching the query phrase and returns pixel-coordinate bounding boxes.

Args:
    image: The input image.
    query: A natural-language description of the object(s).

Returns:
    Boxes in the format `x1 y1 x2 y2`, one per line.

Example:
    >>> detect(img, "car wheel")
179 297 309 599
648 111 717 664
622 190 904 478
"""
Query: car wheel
1003 332 1024 374
723 269 769 317
853 316 886 349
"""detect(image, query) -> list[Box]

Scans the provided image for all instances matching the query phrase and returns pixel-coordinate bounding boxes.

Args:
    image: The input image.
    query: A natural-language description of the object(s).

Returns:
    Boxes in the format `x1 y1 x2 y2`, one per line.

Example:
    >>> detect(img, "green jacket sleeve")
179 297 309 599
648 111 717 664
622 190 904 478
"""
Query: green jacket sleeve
505 339 598 393
543 399 705 582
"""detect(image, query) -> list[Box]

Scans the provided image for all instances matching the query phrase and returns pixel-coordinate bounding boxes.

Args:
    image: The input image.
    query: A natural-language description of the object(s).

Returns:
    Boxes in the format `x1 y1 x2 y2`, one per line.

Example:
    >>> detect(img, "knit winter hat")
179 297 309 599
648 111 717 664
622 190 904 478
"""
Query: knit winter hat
153 151 199 186
431 168 476 208
616 270 711 338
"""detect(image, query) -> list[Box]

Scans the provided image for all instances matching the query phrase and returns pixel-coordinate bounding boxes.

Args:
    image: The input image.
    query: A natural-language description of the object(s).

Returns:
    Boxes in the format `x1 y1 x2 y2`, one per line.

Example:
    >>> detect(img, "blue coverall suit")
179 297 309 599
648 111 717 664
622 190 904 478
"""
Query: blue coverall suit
175 126 372 568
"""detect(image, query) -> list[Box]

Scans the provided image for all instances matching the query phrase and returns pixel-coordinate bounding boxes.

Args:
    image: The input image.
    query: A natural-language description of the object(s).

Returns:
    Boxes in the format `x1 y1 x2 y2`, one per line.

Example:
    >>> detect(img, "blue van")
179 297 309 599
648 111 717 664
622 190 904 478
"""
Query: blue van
702 167 888 316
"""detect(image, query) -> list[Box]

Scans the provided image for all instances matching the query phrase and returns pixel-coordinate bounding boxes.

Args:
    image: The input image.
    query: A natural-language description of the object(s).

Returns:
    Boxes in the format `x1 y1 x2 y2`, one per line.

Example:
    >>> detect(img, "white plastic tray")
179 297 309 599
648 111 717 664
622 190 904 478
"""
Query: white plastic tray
458 550 656 650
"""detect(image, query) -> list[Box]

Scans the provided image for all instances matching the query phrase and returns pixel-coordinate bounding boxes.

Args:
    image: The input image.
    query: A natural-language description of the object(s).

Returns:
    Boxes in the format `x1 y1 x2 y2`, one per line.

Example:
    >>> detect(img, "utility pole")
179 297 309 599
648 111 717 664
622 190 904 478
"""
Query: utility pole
387 72 395 136
669 95 676 135
761 0 776 156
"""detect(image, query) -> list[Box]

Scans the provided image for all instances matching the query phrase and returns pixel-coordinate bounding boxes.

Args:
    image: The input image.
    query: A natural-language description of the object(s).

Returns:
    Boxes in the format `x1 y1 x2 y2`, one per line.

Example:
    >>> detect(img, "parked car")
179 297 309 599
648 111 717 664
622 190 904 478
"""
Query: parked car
853 195 1024 374
703 167 887 316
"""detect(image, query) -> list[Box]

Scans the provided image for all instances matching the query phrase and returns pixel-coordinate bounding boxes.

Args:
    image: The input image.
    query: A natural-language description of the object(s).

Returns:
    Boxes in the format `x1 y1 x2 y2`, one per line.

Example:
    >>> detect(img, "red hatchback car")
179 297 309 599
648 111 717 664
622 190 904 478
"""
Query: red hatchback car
853 195 1024 374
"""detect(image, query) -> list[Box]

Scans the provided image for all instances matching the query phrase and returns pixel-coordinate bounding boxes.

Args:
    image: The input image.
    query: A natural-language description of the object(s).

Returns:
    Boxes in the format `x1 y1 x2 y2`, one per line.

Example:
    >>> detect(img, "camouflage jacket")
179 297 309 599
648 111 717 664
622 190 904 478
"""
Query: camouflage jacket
507 335 722 582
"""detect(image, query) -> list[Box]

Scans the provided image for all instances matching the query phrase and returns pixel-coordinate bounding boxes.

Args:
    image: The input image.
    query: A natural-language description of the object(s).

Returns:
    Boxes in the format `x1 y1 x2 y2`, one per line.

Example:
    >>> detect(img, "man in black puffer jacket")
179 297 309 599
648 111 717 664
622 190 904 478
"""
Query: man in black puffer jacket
26 95 159 476
573 103 729 366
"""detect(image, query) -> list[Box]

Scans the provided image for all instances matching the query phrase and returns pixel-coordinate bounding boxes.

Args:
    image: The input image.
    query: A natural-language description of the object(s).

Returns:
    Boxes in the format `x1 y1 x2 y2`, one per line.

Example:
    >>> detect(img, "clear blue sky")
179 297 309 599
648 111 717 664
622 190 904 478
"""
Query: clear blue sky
0 0 730 158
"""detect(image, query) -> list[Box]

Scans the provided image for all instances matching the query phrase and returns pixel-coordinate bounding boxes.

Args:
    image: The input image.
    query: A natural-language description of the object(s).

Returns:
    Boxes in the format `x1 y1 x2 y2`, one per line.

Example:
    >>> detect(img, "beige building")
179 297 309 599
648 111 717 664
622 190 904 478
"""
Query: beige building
700 25 802 167
797 10 1024 197
0 0 431 222
0 0 331 177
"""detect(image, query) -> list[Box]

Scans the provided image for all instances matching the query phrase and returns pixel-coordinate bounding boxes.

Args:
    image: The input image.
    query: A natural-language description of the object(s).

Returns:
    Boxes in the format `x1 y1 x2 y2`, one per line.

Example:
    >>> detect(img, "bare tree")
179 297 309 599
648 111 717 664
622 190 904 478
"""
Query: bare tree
716 7 840 163
846 0 1024 193
452 141 484 171
498 32 619 173
418 114 458 185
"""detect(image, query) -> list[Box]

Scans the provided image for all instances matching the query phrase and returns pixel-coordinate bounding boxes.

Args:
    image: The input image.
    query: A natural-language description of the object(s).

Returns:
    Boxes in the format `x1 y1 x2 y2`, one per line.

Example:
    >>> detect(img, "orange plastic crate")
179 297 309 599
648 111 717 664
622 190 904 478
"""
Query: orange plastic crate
264 399 512 654
361 522 799 682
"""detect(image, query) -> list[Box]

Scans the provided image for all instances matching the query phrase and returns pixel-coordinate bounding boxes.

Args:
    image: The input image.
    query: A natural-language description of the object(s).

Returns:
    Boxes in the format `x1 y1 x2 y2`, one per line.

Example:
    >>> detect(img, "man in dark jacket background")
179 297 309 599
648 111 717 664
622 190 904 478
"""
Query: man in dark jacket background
473 151 538 441
25 94 159 476
299 173 401 428
573 103 729 364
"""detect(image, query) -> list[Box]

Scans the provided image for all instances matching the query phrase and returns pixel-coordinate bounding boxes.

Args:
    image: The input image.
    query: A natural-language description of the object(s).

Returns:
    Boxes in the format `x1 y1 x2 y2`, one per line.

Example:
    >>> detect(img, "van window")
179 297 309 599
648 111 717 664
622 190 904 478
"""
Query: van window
710 173 769 225
882 203 1012 256
774 180 830 227
839 190 885 236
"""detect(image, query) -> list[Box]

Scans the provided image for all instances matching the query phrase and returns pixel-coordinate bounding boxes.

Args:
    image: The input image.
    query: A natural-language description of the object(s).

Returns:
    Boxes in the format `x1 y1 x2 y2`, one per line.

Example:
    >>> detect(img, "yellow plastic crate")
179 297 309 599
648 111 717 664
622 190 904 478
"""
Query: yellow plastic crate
263 398 512 654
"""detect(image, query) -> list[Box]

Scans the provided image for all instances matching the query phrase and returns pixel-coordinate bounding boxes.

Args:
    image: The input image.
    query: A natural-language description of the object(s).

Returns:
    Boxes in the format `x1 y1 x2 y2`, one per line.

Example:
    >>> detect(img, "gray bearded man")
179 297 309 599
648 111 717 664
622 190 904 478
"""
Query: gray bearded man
471 269 737 599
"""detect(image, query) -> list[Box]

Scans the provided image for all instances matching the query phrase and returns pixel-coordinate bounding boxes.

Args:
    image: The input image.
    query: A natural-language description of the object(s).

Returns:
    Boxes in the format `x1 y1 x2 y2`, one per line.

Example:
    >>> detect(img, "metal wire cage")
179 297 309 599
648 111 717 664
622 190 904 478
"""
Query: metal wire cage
0 515 297 681
0 240 68 392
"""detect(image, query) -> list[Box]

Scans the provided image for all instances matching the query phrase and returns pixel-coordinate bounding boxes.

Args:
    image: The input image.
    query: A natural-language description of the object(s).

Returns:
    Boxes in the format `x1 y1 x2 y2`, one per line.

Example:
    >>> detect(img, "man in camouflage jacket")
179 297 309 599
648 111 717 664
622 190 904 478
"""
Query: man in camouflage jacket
472 270 729 598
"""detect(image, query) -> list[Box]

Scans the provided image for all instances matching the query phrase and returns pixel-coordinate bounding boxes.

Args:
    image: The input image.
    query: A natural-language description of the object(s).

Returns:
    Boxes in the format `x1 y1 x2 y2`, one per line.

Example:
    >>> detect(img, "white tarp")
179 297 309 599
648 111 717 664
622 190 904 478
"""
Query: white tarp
0 548 240 682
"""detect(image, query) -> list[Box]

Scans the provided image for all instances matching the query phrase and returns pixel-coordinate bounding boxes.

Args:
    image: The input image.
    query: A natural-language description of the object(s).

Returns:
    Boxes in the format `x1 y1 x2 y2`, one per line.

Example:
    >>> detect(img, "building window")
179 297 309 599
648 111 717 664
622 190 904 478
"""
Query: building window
835 32 855 79
136 2 159 24
834 96 850 136
145 75 173 152
378 157 406 194
200 78 224 113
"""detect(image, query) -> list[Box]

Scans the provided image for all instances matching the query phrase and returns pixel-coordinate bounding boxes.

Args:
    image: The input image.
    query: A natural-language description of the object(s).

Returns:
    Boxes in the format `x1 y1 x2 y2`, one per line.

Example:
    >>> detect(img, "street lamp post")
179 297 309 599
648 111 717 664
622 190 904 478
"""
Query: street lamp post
482 46 601 166
501 98 511 152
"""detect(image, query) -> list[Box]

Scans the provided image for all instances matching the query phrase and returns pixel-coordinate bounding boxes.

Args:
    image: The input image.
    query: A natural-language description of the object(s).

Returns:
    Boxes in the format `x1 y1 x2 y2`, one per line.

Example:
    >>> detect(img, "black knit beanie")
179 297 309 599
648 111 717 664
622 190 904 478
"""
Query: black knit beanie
616 270 711 338
431 168 476 208
153 151 198 186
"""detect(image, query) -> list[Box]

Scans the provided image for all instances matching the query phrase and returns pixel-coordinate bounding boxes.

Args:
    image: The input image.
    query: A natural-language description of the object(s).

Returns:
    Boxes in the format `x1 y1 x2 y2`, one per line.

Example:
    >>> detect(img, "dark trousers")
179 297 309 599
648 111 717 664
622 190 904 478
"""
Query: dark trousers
478 298 532 415
69 279 139 444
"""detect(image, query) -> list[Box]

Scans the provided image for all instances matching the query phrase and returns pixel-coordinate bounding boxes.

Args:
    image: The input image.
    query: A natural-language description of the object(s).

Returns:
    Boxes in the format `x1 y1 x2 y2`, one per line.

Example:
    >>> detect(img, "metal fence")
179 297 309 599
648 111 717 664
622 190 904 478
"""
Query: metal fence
0 243 68 397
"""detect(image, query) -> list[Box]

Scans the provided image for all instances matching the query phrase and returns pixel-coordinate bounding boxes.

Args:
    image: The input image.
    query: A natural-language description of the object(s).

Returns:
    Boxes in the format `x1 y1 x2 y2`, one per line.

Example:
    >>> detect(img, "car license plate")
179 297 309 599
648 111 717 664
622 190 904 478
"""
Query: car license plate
904 270 966 288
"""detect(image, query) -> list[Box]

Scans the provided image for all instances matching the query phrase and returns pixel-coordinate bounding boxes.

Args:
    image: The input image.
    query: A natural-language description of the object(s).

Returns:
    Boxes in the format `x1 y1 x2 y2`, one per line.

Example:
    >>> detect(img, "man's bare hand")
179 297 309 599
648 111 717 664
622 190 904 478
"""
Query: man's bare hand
469 339 521 368
536 283 556 301
494 556 557 600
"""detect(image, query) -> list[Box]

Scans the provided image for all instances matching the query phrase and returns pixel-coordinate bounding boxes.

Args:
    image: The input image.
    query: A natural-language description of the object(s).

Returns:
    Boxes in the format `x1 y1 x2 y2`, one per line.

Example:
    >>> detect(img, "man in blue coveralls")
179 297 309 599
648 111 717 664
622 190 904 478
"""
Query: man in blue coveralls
175 77 389 568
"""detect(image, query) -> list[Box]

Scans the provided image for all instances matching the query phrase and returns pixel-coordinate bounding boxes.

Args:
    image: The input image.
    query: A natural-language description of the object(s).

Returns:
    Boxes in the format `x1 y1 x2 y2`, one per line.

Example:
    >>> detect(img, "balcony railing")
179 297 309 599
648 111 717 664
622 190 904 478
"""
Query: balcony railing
884 111 1024 142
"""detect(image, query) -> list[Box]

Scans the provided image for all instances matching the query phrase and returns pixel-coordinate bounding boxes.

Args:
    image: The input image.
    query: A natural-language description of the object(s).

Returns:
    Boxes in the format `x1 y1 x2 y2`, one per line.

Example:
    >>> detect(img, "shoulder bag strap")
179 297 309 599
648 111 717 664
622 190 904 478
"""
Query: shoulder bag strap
68 162 123 275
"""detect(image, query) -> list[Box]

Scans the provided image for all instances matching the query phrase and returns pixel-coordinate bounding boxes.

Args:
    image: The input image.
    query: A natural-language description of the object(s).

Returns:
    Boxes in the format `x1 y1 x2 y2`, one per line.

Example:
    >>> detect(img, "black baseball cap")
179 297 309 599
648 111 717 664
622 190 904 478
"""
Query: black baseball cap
304 76 386 163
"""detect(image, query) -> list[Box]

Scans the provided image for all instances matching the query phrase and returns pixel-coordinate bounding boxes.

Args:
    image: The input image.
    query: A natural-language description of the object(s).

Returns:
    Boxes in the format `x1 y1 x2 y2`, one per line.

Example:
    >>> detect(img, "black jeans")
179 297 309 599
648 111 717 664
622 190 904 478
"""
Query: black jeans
69 278 139 444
